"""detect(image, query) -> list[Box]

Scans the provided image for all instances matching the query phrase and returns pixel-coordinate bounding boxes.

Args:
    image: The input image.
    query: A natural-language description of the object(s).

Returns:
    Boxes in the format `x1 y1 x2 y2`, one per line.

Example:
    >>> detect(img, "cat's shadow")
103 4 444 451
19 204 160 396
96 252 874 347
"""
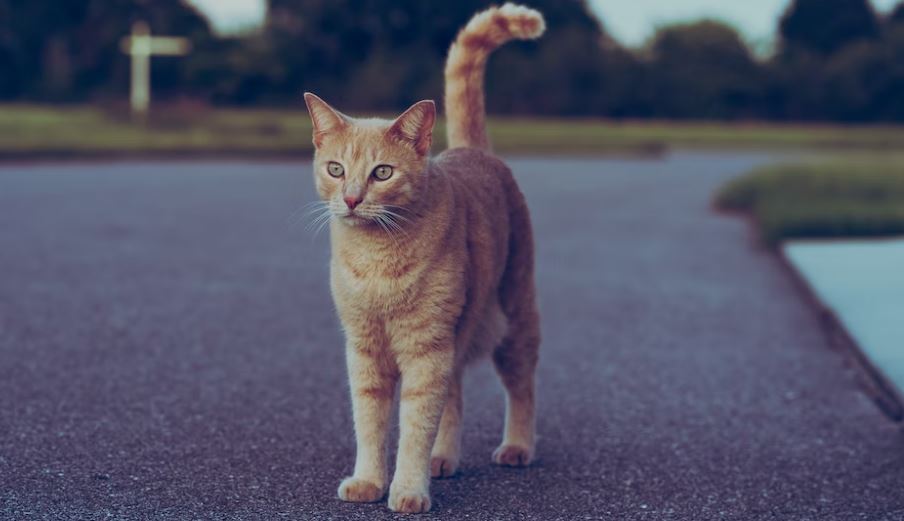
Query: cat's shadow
428 458 547 513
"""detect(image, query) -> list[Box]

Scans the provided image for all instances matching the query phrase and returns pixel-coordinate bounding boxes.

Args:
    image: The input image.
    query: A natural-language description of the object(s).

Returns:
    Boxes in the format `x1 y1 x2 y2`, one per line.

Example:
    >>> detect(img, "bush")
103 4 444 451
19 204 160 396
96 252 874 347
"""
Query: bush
717 160 904 244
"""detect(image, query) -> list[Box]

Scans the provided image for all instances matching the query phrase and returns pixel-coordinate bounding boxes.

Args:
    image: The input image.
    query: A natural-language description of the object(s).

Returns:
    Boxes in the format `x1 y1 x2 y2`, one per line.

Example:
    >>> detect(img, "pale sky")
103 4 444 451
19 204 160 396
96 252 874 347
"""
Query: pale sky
187 0 266 33
188 0 900 47
590 0 899 46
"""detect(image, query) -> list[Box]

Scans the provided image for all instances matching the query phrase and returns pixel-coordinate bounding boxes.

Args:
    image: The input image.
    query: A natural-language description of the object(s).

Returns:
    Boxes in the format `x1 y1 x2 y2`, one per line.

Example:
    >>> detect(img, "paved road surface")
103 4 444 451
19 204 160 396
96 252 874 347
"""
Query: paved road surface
1 154 902 520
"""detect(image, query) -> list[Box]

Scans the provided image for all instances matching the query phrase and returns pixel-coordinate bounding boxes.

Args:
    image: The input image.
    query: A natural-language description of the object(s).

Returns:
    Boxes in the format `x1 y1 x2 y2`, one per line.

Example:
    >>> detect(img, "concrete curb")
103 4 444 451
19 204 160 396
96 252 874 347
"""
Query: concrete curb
778 247 904 423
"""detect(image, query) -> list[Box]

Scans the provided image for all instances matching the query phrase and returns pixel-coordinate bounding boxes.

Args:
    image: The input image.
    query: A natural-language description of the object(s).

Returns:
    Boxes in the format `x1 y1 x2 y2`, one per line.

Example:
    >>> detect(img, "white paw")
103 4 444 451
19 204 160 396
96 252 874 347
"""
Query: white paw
492 444 533 467
337 476 384 503
388 486 432 513
430 455 460 478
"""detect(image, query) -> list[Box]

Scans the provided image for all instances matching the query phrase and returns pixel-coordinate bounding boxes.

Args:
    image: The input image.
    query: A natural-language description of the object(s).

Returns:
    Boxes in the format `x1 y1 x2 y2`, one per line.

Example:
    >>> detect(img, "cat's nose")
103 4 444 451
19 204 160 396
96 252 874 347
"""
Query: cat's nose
344 195 362 210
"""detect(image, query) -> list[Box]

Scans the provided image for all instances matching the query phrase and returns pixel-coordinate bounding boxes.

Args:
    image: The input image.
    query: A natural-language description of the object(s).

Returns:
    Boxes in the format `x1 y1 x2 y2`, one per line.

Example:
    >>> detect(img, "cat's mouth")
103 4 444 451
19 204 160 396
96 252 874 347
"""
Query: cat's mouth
339 213 374 226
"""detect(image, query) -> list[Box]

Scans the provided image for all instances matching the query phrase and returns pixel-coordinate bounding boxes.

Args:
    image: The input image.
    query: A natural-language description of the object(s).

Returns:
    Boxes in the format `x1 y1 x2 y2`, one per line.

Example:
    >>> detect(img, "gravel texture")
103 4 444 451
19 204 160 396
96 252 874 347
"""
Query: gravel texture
1 154 902 520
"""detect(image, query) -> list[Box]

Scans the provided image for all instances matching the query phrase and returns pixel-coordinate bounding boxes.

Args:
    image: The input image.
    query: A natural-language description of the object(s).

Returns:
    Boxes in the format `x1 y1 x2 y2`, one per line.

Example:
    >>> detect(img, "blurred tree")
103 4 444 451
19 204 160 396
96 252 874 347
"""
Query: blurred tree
183 35 289 105
761 51 827 120
261 0 612 113
0 0 214 101
0 1 23 98
485 1 630 116
75 0 215 102
779 0 880 56
890 2 904 24
645 21 763 119
822 20 904 121
0 2 85 99
0 0 902 122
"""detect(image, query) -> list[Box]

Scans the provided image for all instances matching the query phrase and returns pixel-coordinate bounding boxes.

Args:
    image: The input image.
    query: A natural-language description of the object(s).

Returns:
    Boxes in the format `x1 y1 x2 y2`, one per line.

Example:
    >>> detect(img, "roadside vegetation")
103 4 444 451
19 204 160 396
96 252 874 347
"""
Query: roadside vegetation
716 157 904 245
3 105 904 159
4 1 904 124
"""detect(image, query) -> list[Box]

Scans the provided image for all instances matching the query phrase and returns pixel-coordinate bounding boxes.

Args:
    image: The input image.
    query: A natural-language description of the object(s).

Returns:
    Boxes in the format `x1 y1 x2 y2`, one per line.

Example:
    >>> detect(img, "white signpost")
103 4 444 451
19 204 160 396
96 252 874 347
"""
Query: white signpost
120 21 191 118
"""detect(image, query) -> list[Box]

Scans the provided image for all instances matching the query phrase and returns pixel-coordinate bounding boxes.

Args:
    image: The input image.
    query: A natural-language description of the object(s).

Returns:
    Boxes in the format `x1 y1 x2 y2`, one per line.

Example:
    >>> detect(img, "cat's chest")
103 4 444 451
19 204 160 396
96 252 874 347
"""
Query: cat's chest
331 255 423 311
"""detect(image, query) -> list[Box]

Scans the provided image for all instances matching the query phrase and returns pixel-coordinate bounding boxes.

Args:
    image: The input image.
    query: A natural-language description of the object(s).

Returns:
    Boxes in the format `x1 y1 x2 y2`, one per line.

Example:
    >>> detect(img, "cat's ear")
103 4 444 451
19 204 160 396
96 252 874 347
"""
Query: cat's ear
304 92 349 148
387 100 436 156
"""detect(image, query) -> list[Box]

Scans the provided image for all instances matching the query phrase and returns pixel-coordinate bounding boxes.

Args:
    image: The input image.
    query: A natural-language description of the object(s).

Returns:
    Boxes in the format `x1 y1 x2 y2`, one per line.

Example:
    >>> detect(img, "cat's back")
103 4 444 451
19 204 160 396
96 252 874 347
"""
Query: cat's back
433 147 520 207
431 147 532 364
431 146 527 290
434 147 510 180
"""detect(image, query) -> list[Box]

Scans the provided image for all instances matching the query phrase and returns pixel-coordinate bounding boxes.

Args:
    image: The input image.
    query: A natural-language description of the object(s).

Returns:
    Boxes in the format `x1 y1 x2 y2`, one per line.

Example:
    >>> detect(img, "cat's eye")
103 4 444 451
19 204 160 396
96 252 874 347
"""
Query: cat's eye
372 165 394 181
327 162 345 178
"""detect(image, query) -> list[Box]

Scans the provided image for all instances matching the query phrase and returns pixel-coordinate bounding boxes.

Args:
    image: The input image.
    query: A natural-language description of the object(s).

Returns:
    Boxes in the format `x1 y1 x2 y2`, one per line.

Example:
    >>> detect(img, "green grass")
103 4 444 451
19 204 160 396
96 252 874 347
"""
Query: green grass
3 104 904 159
716 157 904 245
0 105 315 159
487 118 904 153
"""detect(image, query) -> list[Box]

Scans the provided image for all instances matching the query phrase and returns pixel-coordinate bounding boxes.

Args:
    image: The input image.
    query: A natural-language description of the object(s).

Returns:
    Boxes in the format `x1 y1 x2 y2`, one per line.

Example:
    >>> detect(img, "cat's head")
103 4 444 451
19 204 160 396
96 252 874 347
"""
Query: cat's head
303 92 436 227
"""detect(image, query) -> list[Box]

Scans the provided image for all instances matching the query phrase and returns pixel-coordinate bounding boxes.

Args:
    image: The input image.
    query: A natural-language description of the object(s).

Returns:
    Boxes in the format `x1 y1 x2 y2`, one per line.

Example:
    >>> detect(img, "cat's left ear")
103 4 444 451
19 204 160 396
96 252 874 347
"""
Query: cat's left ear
387 100 436 156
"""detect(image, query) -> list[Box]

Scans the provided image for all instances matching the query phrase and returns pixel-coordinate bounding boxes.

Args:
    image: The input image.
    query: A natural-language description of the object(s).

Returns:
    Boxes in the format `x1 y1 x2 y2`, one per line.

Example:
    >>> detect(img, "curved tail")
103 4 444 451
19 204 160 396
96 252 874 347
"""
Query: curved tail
444 3 545 151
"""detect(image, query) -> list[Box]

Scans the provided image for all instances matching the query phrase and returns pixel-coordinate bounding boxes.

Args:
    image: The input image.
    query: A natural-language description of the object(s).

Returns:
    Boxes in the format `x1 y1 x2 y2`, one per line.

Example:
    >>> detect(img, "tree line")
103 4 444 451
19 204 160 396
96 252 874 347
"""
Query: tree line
1 0 903 122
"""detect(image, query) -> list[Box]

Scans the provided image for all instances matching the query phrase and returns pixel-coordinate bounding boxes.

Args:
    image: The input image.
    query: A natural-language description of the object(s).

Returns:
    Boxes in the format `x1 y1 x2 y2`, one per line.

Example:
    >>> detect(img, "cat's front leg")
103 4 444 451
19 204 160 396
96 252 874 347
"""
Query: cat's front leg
337 338 397 504
388 347 454 514
430 367 463 478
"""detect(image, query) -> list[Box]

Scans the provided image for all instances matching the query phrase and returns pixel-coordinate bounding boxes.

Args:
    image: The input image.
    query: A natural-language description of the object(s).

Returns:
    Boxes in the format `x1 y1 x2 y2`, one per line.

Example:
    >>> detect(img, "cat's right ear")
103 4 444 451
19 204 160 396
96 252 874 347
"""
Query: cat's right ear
303 92 349 148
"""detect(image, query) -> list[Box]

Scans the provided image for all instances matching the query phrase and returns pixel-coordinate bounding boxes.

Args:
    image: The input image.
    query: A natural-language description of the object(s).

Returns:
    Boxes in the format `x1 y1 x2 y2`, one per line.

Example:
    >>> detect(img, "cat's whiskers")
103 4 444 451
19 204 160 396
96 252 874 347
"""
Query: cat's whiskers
380 208 413 226
373 212 403 248
379 211 409 240
305 200 344 237
289 200 329 228
297 196 414 247
306 209 333 236
383 204 417 222
348 203 404 246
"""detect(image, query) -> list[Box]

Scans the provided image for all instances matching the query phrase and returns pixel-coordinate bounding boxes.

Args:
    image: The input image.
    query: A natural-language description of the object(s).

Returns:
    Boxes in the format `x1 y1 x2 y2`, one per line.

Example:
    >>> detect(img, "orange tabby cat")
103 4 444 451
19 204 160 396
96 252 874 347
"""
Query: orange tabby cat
303 3 544 513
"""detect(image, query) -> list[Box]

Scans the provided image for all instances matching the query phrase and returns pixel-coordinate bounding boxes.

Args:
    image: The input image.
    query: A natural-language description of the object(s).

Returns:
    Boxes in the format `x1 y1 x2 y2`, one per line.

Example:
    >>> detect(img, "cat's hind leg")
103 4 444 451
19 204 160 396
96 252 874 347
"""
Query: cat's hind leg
493 202 540 466
491 310 539 467
430 303 507 477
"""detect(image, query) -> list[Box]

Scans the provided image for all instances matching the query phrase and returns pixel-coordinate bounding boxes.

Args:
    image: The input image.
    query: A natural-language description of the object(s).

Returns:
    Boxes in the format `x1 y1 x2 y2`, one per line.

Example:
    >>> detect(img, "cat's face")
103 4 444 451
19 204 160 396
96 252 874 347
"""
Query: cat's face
304 93 436 228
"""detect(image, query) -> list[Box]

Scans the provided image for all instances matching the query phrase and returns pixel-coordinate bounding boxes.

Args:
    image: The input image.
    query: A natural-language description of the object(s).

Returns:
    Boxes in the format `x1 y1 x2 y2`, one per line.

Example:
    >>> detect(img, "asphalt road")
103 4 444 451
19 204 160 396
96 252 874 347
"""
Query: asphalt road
1 154 903 520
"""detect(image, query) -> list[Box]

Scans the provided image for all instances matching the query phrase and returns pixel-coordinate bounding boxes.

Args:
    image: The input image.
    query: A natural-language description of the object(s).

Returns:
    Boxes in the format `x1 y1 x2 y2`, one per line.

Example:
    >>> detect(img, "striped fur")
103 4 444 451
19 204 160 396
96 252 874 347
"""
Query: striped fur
303 4 544 514
444 3 545 150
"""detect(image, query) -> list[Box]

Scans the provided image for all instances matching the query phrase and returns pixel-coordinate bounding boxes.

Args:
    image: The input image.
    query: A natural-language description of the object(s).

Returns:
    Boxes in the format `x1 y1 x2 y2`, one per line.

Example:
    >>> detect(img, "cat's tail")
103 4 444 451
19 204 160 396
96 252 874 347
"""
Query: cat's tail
444 3 545 151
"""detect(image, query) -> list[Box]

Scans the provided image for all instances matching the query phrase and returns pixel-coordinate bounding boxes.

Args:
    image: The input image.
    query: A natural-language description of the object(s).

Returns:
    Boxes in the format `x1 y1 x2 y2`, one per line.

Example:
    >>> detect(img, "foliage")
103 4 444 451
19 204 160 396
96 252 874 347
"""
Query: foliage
893 1 904 23
645 20 763 119
0 0 903 122
5 105 904 159
0 0 214 101
779 0 880 56
716 159 904 244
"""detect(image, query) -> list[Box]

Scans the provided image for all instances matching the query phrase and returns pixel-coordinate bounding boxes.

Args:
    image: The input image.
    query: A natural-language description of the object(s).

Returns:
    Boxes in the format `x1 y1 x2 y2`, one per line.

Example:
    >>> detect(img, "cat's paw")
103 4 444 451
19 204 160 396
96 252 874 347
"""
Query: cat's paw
430 455 459 478
388 487 432 513
337 477 385 503
492 444 533 467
